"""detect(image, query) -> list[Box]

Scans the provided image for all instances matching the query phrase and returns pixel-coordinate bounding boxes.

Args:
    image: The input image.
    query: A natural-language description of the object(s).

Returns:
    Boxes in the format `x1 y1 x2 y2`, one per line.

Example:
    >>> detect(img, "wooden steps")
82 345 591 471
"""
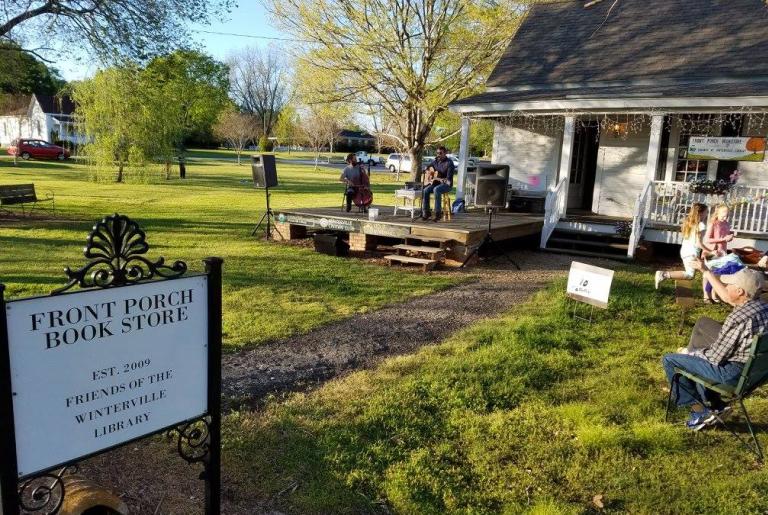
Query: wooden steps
393 244 446 256
384 254 438 271
542 247 630 261
385 236 455 271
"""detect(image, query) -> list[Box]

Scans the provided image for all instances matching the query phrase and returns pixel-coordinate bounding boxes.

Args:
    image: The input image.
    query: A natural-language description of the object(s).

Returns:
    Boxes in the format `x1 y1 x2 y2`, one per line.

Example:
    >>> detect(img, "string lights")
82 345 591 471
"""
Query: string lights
492 108 768 141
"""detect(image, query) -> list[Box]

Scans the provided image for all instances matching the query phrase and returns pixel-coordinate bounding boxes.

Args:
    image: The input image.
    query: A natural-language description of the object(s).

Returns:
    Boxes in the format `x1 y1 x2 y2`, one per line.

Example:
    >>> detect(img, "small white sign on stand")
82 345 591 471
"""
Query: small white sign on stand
566 261 614 319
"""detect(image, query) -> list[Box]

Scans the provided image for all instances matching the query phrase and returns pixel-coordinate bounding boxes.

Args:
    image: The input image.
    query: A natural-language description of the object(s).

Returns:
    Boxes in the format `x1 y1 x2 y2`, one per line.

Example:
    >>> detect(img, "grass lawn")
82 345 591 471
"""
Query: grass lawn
221 269 768 513
0 155 457 349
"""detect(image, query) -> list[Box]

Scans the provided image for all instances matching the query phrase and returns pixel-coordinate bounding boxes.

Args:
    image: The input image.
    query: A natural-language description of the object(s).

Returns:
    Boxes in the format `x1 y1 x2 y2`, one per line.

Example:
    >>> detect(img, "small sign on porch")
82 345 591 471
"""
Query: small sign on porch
688 136 766 162
566 261 614 314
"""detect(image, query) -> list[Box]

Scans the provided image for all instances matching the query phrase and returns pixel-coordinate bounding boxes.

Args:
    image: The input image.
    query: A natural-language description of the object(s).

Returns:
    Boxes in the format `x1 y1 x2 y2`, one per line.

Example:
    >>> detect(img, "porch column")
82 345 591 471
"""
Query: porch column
456 116 471 201
646 115 664 181
558 116 576 202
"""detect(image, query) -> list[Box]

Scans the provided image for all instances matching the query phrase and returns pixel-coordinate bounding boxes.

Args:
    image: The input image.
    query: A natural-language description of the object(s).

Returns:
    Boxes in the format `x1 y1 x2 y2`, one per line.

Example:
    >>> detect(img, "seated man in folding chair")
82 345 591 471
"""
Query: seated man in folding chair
662 262 768 431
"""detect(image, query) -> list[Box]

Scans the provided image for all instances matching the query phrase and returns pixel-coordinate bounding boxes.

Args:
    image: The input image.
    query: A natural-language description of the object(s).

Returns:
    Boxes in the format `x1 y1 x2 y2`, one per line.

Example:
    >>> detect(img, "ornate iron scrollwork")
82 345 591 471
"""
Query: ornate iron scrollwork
53 213 187 294
18 466 77 514
173 417 212 465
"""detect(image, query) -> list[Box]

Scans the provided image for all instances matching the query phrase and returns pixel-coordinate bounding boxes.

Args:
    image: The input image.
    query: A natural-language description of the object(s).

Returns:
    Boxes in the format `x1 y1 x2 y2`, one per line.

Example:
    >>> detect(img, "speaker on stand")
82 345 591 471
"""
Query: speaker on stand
462 164 519 269
473 164 510 208
251 155 282 239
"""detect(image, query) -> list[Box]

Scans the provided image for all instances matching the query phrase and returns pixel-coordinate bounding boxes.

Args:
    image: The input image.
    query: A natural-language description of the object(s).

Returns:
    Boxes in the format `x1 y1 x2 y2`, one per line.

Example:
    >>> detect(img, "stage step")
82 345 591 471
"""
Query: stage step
393 244 446 256
384 254 438 271
404 235 453 248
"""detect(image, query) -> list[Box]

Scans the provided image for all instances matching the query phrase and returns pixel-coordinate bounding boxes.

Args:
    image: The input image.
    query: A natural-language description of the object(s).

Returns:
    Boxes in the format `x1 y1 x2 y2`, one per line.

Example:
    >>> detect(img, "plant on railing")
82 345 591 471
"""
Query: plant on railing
688 179 732 195
614 220 633 238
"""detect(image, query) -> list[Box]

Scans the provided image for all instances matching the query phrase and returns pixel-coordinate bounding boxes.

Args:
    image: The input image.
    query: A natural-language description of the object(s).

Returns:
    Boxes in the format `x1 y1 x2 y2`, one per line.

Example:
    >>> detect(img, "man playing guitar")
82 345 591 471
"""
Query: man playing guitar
421 146 455 221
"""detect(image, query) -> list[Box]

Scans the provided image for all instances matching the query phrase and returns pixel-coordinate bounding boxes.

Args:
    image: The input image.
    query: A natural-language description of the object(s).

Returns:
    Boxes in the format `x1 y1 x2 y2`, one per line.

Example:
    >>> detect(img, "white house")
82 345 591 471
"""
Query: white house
0 94 82 147
450 0 768 257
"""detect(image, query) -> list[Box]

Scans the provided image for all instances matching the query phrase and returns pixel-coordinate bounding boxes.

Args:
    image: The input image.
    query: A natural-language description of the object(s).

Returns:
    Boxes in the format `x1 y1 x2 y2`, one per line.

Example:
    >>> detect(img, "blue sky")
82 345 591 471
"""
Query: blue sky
56 1 286 81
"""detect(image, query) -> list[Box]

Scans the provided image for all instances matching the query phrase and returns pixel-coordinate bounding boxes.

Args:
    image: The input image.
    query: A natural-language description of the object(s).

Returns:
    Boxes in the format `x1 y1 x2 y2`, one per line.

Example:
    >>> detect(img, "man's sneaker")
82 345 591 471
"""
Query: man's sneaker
655 271 665 290
686 407 732 431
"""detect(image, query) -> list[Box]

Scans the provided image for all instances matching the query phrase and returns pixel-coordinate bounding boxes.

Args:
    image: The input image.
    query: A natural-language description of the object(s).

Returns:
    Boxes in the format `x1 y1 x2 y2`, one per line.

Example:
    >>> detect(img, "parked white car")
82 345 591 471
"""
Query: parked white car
354 151 383 166
385 153 412 174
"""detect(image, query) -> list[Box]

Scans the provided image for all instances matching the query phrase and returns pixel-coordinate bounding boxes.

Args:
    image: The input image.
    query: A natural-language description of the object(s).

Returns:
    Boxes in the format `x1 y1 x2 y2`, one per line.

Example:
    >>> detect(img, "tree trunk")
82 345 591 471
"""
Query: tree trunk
178 146 187 179
408 146 424 183
164 161 171 180
236 151 241 165
117 163 124 183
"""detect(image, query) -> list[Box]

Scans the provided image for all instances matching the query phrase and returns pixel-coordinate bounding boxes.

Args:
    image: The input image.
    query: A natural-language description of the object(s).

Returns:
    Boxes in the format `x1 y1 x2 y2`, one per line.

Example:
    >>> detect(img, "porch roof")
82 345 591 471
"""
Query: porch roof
450 80 768 115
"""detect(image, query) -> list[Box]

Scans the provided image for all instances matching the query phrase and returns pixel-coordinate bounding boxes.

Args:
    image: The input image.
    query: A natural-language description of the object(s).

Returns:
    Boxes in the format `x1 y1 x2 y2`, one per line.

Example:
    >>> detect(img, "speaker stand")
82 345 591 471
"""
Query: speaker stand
251 186 283 240
460 207 521 270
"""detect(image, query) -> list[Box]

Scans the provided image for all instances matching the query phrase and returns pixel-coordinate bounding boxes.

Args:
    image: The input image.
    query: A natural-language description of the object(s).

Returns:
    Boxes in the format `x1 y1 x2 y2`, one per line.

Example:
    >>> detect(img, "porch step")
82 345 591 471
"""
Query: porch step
542 247 631 262
545 228 630 259
384 254 438 271
548 237 629 251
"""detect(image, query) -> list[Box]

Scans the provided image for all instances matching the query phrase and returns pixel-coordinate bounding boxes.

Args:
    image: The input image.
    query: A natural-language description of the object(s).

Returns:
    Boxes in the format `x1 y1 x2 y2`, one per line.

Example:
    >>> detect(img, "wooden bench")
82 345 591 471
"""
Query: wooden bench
0 184 55 216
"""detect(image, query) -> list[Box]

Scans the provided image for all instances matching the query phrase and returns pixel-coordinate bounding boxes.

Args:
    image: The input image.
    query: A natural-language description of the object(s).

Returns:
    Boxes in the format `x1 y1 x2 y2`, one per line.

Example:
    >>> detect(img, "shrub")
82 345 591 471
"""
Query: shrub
258 136 274 152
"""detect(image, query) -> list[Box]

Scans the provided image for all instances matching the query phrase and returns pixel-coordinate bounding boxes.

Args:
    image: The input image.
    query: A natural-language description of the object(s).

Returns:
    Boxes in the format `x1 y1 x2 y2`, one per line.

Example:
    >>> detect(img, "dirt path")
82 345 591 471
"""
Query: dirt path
222 250 601 407
79 250 617 514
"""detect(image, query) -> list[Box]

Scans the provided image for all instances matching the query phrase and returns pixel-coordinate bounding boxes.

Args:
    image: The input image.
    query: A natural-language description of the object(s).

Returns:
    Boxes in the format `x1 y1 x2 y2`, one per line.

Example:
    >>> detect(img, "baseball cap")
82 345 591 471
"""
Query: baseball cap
720 268 766 298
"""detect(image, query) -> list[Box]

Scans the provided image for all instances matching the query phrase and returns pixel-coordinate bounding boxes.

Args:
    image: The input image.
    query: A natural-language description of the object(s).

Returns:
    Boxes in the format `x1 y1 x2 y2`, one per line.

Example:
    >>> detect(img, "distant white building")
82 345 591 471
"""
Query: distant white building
0 94 83 146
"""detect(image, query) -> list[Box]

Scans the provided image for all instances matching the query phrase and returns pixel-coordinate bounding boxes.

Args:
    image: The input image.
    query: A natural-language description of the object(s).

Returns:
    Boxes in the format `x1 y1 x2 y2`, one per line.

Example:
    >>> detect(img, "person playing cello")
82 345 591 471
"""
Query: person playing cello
340 153 372 212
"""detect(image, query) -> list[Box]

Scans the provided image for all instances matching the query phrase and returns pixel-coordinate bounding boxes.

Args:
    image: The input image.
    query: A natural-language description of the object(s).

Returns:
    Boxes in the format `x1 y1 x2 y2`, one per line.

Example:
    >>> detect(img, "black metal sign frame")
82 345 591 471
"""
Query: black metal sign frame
0 214 223 515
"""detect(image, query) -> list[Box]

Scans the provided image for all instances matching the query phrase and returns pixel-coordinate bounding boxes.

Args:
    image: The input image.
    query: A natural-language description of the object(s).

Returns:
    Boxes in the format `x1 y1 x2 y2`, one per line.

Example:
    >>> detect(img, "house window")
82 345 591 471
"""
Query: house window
675 115 714 182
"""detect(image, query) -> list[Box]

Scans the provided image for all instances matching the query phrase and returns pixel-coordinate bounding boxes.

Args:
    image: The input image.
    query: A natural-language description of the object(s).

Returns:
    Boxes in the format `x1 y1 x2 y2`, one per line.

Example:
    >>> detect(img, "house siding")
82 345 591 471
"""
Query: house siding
492 120 560 193
593 125 650 217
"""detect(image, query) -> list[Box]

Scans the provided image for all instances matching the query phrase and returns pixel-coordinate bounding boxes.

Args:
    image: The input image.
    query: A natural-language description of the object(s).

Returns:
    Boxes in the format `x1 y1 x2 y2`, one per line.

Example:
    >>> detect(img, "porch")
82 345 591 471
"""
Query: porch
451 110 768 259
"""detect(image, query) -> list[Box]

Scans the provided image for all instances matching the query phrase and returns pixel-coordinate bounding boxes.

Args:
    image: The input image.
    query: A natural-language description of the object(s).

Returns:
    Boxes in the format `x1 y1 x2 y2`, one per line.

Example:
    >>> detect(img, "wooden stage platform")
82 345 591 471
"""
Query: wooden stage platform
273 206 543 263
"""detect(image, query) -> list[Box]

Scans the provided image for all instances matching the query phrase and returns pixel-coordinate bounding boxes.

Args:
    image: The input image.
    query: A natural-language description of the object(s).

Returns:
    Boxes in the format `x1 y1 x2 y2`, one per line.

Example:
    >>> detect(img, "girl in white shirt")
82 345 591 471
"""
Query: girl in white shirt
655 203 713 300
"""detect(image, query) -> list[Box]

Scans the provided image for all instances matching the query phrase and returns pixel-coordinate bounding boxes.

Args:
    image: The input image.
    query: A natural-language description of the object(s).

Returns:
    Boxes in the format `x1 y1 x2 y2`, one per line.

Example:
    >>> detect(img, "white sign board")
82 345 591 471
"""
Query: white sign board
6 275 208 477
566 261 614 309
688 136 766 162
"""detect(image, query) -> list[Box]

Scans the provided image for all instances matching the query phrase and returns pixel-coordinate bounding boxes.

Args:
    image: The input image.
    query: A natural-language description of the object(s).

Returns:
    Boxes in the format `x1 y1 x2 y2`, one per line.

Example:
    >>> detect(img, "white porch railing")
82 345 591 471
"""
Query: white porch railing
628 181 653 258
647 181 768 234
540 177 567 248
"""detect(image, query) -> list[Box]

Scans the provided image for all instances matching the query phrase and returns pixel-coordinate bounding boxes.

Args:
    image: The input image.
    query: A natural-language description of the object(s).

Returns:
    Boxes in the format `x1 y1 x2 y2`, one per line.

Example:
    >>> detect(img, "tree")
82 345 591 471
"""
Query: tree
299 107 341 169
228 46 291 138
213 109 259 164
0 41 65 94
273 105 300 153
266 0 526 180
1 1 234 61
73 67 161 183
143 50 230 178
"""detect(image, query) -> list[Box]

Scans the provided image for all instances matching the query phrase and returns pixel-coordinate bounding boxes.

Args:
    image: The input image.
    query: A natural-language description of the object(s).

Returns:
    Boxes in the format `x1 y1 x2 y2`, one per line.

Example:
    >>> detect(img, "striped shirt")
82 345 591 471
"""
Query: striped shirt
701 299 768 365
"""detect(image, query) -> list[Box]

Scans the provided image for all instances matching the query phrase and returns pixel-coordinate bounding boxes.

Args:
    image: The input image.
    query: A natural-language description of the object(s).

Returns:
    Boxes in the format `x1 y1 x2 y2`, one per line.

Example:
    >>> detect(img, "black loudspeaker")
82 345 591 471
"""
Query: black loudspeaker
252 154 278 188
474 164 510 207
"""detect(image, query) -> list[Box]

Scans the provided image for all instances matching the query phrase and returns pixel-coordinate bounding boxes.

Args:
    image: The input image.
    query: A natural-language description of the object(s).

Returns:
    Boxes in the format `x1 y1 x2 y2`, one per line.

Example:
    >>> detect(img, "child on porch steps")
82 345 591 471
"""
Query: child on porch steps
655 203 713 299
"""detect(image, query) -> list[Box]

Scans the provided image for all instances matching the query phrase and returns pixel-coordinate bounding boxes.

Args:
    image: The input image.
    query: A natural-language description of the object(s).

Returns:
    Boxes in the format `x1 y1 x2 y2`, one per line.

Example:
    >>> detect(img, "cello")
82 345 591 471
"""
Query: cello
352 162 373 209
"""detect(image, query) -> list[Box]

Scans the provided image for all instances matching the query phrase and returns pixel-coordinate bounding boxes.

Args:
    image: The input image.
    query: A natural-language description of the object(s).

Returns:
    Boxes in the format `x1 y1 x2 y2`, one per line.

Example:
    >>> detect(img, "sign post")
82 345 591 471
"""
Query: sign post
0 214 223 515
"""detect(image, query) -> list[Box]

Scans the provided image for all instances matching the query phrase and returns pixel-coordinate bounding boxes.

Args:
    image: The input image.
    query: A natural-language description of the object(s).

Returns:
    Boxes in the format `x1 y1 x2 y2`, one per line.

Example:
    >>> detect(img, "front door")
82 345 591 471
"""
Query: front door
567 123 599 212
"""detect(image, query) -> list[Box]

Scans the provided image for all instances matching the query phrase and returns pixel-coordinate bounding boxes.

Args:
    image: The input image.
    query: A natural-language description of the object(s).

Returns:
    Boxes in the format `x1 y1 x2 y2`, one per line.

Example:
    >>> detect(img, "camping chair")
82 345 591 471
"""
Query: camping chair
665 333 768 460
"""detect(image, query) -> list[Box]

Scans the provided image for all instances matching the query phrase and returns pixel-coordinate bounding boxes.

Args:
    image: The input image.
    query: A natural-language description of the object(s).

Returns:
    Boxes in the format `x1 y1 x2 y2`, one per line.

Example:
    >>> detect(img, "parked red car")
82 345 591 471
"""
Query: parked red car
7 139 71 160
